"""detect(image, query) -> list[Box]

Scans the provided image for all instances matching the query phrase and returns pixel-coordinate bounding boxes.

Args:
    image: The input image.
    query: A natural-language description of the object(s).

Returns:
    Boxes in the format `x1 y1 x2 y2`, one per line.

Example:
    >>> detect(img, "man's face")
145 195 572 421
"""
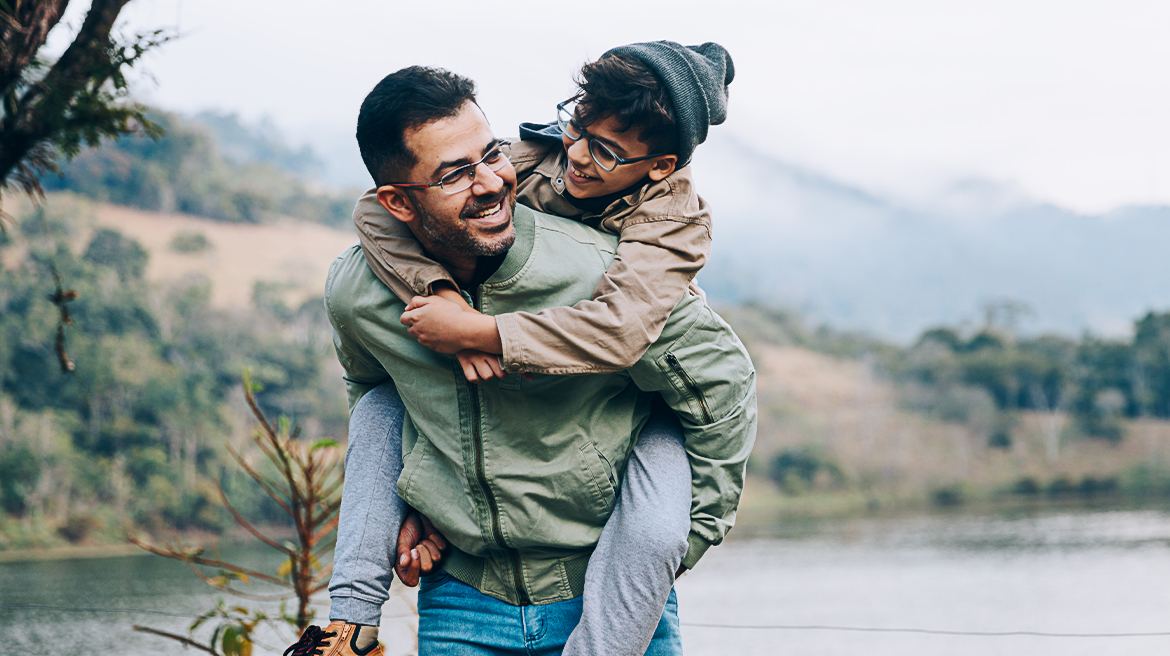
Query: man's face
561 114 667 199
401 102 518 262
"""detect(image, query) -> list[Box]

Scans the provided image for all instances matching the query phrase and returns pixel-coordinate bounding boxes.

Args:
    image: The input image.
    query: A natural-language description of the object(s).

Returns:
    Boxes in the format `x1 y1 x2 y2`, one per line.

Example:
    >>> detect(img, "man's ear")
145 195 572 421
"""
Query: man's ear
646 155 678 182
376 185 417 224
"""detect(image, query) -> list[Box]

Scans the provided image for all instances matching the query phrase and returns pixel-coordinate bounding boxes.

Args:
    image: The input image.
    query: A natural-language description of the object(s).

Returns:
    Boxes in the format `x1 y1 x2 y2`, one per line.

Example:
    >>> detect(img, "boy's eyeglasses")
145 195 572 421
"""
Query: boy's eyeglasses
385 141 512 195
557 102 668 172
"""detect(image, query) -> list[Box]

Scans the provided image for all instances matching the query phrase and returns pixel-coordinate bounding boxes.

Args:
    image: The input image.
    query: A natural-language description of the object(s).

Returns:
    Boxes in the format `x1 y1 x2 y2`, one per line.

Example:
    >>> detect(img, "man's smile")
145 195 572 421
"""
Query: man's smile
459 187 515 233
468 201 503 220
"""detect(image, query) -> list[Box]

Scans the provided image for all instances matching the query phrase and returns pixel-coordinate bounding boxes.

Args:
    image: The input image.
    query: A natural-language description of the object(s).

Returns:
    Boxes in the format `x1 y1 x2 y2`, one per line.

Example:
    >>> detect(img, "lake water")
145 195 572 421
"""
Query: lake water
2 508 1169 655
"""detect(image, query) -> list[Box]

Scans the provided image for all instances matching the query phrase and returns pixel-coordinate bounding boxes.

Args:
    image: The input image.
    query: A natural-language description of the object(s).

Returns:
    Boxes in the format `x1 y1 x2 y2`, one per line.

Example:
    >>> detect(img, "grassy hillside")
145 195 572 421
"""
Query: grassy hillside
91 202 356 309
740 340 1170 520
6 193 357 309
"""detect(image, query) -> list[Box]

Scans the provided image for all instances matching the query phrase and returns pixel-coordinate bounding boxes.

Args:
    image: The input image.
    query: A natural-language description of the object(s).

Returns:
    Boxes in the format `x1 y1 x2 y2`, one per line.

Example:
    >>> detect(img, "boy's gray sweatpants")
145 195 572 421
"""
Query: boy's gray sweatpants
328 381 691 656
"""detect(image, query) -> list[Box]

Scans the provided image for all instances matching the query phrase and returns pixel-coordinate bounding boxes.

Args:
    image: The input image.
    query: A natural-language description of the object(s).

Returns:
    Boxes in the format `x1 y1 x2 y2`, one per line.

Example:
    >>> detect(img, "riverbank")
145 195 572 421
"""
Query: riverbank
0 525 297 563
732 474 1170 531
0 542 142 564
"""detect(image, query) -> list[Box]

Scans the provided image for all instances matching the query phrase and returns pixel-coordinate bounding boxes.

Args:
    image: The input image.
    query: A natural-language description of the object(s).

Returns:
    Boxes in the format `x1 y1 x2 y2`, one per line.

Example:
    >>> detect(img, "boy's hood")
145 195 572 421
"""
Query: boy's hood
519 120 564 144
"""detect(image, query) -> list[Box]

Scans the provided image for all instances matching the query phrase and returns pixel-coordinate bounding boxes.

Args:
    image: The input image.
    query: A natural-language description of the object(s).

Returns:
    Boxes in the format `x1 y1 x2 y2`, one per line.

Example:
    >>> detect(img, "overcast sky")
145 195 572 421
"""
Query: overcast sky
56 0 1170 213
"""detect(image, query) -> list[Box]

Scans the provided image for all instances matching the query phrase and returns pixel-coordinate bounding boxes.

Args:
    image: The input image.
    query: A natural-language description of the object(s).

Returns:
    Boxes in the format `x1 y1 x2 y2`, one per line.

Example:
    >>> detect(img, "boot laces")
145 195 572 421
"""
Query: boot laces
284 625 338 656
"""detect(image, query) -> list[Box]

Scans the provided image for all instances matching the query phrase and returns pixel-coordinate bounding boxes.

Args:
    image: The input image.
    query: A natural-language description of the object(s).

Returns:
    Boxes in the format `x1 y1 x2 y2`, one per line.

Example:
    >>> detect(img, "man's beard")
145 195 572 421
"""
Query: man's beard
410 186 517 258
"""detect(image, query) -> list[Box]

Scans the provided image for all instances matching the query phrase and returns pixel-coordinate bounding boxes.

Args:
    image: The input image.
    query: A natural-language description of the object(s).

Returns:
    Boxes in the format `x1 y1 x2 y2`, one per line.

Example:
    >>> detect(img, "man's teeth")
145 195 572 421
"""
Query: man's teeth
471 202 501 219
572 167 594 180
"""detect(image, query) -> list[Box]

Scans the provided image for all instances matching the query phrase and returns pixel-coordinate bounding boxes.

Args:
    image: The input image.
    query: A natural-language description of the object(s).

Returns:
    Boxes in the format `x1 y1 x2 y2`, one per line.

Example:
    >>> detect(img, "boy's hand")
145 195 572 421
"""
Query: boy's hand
395 510 449 587
400 296 471 354
457 350 505 383
401 295 505 356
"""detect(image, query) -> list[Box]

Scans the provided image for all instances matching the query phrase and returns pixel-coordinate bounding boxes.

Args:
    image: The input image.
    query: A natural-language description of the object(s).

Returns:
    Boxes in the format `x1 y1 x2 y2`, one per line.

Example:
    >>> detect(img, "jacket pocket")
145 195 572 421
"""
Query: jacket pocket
665 353 714 424
657 306 755 426
578 441 617 518
397 436 433 502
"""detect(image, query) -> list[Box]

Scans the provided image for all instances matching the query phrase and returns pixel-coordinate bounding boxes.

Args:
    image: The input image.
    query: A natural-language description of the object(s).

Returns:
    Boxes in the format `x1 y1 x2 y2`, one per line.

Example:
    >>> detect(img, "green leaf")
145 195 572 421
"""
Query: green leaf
242 369 263 394
221 625 252 656
309 438 339 453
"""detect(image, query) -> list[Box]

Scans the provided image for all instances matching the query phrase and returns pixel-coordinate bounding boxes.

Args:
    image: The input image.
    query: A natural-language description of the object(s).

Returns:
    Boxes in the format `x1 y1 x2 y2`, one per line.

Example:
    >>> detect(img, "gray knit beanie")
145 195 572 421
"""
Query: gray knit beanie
602 41 734 167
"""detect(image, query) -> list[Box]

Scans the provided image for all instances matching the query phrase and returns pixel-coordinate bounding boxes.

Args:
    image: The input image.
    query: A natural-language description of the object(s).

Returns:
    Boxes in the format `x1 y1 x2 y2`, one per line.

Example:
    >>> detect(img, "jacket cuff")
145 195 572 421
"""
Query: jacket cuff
414 268 458 297
680 532 713 571
329 594 383 626
494 313 527 374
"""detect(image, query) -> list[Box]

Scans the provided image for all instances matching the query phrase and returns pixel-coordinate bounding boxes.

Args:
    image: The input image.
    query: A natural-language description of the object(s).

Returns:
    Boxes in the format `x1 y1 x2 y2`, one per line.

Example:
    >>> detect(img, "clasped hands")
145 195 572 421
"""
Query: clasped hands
395 509 448 586
400 295 531 383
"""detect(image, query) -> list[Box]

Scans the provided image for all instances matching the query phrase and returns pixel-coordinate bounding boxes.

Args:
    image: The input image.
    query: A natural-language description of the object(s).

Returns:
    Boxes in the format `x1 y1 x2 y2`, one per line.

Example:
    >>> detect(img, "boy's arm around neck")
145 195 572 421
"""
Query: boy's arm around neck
496 168 712 374
353 188 459 303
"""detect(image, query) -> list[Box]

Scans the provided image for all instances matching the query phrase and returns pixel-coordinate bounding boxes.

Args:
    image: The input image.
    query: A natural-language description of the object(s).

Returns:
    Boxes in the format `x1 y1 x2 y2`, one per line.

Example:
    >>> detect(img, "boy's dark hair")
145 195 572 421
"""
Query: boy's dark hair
573 53 679 157
579 42 734 168
357 66 478 185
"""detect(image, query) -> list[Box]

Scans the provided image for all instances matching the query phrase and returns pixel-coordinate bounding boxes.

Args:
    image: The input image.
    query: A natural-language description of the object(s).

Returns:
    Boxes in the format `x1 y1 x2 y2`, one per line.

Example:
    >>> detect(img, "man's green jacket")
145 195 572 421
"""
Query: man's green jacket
325 204 756 606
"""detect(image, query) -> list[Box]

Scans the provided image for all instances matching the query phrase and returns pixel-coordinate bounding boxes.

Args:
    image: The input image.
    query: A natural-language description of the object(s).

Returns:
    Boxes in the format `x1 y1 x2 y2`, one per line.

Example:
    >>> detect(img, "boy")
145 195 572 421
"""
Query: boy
323 42 741 656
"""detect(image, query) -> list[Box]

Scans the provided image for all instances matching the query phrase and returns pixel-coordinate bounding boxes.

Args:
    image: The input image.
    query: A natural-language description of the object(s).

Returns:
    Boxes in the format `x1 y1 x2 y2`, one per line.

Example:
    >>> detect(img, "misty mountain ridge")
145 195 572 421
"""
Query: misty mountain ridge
691 135 1170 341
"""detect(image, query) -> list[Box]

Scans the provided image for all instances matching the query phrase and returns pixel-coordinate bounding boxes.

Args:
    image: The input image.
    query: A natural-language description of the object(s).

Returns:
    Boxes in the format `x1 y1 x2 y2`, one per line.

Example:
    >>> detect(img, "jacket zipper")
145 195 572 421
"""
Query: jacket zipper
666 353 714 424
469 288 531 605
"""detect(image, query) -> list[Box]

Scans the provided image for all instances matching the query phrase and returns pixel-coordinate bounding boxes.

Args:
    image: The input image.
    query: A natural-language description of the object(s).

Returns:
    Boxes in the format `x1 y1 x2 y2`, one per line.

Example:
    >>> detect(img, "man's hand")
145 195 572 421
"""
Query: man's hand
395 510 449 587
400 296 472 354
457 350 505 383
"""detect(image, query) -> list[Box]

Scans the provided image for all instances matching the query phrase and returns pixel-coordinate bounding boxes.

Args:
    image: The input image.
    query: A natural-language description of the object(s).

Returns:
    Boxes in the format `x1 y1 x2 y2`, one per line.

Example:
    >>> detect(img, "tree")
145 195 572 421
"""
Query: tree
130 373 344 654
0 0 168 221
1 0 169 373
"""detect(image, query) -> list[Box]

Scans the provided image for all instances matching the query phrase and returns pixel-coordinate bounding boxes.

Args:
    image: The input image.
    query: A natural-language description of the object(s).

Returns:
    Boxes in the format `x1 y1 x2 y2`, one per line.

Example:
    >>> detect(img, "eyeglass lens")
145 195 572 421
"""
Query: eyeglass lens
557 103 620 171
438 145 510 194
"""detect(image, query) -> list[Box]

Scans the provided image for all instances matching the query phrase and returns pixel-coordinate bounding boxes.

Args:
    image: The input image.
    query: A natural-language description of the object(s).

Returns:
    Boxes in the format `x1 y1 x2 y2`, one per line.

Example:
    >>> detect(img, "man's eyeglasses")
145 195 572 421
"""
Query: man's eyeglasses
385 141 512 194
557 102 668 172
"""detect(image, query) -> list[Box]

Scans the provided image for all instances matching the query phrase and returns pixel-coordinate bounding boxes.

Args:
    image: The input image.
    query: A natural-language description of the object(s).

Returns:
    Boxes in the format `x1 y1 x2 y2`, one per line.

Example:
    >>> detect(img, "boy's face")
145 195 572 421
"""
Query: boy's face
561 114 676 199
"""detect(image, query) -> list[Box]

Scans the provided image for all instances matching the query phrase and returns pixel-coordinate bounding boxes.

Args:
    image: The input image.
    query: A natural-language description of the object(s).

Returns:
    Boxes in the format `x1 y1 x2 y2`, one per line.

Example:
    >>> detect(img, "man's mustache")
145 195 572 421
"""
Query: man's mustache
461 185 514 218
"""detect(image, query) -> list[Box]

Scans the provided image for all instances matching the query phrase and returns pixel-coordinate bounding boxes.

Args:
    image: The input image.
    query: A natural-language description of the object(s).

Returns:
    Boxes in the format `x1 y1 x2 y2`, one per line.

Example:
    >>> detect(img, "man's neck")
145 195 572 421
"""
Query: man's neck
443 256 479 289
443 254 506 291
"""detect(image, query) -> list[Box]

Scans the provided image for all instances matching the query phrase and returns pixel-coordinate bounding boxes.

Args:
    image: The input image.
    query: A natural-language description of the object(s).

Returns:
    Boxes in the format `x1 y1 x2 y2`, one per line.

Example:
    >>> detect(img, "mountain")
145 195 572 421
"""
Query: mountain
692 136 1170 341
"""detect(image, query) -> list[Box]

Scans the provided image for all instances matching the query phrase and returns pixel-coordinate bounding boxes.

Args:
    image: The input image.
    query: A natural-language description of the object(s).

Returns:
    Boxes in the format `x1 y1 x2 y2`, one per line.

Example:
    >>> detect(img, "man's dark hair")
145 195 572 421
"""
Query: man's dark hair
572 53 678 156
357 66 478 185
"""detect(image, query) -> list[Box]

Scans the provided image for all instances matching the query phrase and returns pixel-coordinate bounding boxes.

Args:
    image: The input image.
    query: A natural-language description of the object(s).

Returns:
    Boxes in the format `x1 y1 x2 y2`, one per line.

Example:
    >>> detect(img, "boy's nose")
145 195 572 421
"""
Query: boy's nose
566 139 592 167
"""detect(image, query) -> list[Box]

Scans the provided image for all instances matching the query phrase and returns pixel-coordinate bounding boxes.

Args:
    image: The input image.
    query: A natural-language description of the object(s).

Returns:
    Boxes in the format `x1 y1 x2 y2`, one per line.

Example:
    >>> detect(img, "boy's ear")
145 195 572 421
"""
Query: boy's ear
646 155 678 182
376 185 417 224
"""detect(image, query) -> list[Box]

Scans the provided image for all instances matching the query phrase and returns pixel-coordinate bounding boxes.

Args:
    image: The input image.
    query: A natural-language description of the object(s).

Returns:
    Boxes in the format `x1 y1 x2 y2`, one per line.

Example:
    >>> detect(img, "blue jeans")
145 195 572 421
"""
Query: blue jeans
417 571 684 656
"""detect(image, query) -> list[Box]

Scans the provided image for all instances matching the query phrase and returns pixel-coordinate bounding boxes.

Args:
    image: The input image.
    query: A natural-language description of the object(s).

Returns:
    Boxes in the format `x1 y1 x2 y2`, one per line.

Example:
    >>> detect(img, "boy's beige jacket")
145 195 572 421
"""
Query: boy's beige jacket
352 140 713 375
328 205 756 605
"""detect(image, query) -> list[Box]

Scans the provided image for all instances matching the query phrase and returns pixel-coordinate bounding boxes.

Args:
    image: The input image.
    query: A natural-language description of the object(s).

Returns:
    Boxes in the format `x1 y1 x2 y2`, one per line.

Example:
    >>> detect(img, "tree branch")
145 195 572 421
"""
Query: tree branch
132 625 220 656
128 535 292 588
215 482 293 556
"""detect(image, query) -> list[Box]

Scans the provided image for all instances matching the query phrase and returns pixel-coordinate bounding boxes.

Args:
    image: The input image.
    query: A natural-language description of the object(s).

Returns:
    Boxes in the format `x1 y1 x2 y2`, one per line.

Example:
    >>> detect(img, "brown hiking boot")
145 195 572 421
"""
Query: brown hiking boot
283 620 382 656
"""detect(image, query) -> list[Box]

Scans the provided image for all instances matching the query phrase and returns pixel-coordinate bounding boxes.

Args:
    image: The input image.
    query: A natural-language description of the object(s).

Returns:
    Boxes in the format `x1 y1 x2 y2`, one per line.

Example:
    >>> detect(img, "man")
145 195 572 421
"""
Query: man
319 67 756 655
